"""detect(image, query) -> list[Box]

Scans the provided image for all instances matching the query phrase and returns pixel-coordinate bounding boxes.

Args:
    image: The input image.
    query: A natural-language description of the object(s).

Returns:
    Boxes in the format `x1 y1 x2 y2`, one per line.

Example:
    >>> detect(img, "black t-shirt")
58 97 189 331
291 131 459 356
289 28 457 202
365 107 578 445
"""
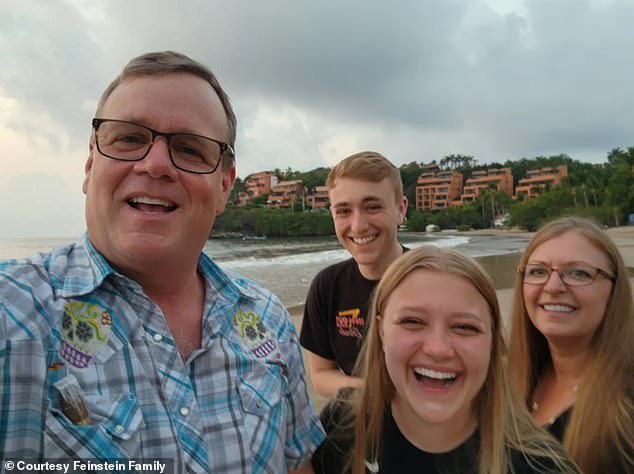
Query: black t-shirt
300 258 377 375
313 400 566 474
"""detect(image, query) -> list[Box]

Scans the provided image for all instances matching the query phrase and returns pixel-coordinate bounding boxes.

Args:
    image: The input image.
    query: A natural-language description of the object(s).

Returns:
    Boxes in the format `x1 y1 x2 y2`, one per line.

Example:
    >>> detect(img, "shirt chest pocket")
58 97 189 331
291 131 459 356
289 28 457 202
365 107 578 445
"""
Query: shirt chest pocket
238 364 287 447
45 391 144 459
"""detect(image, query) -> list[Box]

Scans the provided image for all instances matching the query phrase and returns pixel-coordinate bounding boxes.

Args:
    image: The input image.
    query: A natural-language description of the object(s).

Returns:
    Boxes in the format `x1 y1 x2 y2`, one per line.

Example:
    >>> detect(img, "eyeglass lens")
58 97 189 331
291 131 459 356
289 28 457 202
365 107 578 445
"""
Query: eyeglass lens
523 264 597 285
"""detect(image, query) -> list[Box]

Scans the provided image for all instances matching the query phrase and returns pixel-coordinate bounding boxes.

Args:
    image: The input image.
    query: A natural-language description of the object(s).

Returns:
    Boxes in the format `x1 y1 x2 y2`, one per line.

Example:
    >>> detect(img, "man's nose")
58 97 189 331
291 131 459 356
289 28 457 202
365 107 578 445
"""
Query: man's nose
350 209 369 232
134 137 178 179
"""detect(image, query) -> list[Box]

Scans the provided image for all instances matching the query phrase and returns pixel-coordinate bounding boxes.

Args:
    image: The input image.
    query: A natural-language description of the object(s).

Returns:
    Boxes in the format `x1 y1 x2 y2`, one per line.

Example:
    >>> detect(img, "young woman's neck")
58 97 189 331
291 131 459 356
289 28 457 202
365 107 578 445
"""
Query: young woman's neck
391 399 477 453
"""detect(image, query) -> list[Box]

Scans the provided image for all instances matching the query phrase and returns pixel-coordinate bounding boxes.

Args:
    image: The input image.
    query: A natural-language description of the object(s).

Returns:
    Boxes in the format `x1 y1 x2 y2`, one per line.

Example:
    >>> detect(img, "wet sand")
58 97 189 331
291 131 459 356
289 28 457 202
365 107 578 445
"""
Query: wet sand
290 226 634 411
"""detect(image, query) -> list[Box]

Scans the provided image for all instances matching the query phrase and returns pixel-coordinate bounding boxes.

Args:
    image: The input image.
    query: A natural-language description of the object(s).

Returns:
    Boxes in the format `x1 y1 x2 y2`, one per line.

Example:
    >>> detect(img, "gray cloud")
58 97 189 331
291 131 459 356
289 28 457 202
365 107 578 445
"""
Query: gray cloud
1 0 633 177
0 0 103 151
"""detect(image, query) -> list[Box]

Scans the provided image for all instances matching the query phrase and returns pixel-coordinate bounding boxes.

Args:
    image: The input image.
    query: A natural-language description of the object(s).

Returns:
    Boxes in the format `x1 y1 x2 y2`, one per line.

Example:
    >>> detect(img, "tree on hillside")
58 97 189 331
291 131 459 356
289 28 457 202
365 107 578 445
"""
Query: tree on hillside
477 188 512 227
231 177 246 204
607 147 634 166
272 167 299 181
509 186 576 231
251 195 268 207
602 147 634 224
440 154 477 170
399 164 424 215
297 167 331 192
606 162 634 225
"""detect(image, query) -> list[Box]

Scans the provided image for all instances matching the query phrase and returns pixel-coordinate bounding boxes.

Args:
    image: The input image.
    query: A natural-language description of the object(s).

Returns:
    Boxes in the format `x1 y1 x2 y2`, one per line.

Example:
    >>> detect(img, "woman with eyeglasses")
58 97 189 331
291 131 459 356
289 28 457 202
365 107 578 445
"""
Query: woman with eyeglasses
508 216 634 473
313 246 578 474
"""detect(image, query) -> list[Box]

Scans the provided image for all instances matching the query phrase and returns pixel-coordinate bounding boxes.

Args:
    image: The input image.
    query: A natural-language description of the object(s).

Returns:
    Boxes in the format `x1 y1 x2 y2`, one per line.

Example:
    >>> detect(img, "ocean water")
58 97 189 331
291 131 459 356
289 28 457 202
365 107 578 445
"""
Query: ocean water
0 232 530 307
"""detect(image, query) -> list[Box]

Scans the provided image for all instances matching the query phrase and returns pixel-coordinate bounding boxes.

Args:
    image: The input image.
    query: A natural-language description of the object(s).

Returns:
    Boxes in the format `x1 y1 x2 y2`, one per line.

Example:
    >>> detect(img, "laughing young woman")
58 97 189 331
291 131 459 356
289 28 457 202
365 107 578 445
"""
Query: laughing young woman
508 217 634 473
312 246 577 474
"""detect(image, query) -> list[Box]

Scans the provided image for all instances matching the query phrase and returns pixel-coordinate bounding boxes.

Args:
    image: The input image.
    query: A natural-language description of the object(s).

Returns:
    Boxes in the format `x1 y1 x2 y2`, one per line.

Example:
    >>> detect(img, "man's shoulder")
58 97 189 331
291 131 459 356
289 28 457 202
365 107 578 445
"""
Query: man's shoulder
200 256 288 318
1 239 100 293
0 250 56 288
1 247 64 339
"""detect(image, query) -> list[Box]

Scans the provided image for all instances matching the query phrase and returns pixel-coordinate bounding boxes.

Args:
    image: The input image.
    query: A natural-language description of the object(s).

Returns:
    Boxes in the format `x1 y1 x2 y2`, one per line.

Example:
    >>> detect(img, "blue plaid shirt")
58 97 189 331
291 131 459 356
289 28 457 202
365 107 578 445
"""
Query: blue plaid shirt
0 235 324 472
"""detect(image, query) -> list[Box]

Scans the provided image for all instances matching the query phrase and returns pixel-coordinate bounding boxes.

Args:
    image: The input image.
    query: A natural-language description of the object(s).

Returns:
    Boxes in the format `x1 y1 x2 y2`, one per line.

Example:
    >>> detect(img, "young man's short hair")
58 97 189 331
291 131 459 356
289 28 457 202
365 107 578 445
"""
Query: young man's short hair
326 151 403 200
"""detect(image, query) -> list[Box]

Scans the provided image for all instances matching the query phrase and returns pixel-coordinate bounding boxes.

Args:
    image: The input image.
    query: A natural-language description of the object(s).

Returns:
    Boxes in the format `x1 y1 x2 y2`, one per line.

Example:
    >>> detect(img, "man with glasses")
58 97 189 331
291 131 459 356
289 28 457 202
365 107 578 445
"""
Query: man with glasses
0 51 323 472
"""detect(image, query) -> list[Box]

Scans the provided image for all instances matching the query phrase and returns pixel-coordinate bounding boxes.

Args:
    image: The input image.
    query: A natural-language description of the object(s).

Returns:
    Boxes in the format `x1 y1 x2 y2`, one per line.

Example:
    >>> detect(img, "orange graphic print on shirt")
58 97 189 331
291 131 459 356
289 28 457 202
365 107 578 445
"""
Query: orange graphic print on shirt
336 308 365 340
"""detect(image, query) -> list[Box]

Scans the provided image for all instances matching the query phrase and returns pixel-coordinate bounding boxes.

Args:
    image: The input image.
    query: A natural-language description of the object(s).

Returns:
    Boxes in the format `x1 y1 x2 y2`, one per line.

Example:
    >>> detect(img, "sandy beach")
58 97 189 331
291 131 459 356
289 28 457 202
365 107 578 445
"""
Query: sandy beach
291 226 634 410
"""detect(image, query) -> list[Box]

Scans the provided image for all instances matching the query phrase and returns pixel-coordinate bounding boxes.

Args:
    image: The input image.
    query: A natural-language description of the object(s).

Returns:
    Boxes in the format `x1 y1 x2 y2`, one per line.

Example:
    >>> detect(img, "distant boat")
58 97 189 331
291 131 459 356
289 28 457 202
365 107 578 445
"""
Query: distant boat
242 234 268 240
425 224 440 233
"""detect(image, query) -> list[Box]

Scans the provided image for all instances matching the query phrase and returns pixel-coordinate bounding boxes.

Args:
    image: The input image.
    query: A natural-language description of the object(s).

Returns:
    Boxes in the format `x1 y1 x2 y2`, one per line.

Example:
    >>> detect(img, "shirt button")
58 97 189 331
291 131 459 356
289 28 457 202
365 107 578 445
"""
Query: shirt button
114 425 125 434
153 333 163 342
179 406 190 417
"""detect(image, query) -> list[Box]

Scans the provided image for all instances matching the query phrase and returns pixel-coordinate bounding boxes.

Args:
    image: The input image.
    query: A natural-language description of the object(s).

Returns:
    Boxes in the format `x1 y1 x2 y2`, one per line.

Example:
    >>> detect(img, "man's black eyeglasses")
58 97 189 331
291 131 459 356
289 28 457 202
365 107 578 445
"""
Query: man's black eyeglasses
92 118 234 174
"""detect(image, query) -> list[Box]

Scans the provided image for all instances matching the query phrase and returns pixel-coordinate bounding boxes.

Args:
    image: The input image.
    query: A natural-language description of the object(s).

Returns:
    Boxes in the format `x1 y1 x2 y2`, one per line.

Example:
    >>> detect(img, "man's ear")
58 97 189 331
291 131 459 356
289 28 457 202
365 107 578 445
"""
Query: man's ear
216 163 237 214
398 196 408 224
82 143 95 195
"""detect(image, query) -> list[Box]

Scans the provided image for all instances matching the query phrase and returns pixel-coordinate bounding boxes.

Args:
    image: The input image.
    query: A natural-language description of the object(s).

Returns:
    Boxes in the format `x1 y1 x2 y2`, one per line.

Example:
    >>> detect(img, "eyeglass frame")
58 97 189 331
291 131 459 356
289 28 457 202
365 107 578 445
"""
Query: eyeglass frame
517 262 616 287
91 118 234 174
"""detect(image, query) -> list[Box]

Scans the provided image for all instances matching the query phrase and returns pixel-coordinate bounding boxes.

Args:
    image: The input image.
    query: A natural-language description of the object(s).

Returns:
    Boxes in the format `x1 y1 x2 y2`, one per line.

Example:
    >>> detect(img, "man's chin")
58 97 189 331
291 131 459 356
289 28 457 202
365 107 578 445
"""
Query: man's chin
102 236 177 265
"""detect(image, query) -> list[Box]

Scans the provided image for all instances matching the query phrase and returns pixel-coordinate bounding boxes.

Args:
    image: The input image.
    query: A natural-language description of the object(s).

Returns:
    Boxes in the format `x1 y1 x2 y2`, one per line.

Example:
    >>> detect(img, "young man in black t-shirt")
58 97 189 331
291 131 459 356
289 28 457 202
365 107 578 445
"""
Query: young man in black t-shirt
299 151 408 398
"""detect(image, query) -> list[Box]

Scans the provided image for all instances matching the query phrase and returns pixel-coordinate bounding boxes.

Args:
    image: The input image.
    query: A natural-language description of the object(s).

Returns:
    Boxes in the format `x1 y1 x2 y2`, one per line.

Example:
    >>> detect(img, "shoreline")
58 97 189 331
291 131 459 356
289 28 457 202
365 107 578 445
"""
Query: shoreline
289 225 634 319
293 226 634 410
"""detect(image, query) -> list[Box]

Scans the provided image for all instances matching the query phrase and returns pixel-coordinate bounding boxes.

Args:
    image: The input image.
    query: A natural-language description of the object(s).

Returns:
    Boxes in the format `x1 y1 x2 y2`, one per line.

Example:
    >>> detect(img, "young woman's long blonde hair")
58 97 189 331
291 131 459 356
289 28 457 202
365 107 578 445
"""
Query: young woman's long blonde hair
508 216 634 472
348 246 576 474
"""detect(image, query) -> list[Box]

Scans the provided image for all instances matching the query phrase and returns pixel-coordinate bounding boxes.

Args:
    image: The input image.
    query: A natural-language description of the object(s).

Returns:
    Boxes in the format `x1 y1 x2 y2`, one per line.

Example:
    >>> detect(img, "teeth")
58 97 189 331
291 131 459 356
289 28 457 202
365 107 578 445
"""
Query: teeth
351 234 377 244
129 196 175 208
543 304 574 313
414 367 456 380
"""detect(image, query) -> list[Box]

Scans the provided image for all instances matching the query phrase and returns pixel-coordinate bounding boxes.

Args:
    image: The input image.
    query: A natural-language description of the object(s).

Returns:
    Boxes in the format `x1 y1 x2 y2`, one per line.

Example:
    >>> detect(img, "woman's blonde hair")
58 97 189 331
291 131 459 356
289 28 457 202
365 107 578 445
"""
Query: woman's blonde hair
347 246 576 474
508 216 634 472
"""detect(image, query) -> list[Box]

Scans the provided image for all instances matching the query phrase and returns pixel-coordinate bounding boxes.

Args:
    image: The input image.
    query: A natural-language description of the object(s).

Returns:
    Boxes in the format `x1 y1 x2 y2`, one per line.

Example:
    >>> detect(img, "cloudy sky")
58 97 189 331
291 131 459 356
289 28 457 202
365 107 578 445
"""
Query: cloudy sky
1 0 633 237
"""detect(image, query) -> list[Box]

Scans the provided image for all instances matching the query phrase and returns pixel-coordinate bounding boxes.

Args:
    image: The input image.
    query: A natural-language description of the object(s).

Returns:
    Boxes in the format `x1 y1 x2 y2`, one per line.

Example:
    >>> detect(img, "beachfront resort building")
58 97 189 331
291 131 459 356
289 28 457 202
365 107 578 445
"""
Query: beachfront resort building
461 167 514 203
267 180 306 209
306 186 330 209
415 170 464 210
515 165 568 200
245 171 278 198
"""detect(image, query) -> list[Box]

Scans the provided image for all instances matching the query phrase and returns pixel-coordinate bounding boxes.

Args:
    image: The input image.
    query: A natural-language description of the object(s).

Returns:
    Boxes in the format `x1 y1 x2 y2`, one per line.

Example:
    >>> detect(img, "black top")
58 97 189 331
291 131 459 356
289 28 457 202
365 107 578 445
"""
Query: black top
314 400 566 474
544 409 570 442
300 258 377 375
545 408 633 473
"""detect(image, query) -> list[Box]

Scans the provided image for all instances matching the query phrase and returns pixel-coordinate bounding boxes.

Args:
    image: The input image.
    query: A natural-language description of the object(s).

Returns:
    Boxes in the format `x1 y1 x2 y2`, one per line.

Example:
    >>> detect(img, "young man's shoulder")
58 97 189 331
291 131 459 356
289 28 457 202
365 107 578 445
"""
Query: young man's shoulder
313 258 358 282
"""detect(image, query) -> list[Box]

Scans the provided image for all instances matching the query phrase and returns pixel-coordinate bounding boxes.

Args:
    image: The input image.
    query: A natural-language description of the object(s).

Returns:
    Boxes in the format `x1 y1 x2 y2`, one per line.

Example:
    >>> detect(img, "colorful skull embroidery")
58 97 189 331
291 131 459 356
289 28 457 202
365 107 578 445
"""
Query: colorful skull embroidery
233 310 277 358
60 300 112 368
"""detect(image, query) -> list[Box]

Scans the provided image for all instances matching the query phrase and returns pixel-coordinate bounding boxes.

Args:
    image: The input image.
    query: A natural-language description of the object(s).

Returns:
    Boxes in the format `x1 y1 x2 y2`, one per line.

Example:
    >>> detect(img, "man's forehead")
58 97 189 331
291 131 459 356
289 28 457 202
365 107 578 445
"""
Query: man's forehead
328 177 397 205
99 73 228 136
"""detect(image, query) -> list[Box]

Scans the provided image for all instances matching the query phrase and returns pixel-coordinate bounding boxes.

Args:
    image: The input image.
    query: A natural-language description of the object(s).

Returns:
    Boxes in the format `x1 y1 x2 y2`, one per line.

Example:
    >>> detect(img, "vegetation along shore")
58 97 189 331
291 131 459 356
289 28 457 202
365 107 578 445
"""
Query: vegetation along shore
214 147 634 238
